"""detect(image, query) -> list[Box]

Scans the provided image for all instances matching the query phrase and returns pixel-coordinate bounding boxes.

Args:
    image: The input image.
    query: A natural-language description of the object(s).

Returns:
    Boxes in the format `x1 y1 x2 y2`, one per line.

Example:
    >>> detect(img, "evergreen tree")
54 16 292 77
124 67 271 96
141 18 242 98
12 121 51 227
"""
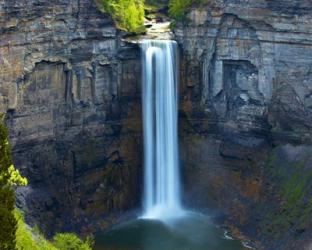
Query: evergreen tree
0 115 27 250
0 115 17 250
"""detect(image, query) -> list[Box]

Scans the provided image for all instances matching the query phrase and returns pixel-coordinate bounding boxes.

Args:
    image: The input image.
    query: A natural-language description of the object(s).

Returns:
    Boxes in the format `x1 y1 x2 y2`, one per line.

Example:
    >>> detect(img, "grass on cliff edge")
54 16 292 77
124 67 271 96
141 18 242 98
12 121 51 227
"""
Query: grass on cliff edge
15 210 93 250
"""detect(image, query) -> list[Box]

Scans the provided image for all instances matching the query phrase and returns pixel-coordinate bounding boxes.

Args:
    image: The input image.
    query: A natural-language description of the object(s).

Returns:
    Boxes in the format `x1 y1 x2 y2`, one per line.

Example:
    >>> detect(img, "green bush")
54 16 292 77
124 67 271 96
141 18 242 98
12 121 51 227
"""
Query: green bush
98 0 145 33
169 0 209 21
169 0 193 21
53 233 93 250
15 210 93 250
15 210 58 250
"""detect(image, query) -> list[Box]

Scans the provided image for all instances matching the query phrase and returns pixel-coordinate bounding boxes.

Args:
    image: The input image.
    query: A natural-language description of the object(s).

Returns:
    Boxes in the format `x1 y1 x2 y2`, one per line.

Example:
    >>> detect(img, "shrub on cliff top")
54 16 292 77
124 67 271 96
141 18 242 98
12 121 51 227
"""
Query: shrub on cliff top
98 0 145 33
169 0 209 21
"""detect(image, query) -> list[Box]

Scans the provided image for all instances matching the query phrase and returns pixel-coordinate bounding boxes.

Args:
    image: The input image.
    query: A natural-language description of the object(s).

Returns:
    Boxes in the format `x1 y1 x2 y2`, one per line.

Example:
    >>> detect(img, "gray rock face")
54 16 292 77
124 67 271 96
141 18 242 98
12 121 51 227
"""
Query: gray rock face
175 1 312 139
0 0 142 235
174 1 312 249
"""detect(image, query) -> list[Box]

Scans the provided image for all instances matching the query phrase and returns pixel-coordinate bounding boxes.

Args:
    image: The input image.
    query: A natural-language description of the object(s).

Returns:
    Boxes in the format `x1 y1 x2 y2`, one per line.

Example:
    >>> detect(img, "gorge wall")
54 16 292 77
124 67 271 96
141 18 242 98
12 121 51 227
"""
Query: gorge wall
0 0 142 235
174 0 312 249
1 0 312 249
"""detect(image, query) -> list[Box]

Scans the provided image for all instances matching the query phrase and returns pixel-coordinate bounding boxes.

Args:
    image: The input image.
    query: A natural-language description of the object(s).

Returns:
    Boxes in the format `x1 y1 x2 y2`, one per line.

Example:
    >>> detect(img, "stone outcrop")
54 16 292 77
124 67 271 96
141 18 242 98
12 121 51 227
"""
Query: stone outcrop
0 0 142 235
174 0 312 249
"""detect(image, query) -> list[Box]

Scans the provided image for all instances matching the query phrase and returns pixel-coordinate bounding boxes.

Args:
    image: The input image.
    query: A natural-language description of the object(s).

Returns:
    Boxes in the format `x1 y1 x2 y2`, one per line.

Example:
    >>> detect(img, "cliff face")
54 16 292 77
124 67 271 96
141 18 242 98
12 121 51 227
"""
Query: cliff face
1 0 312 248
174 0 312 249
0 0 142 235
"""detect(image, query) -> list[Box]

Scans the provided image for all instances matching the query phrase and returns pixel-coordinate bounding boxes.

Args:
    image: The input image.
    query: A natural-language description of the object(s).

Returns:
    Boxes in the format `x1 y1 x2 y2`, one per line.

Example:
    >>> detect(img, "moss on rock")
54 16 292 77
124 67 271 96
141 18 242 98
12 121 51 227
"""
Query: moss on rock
260 146 312 239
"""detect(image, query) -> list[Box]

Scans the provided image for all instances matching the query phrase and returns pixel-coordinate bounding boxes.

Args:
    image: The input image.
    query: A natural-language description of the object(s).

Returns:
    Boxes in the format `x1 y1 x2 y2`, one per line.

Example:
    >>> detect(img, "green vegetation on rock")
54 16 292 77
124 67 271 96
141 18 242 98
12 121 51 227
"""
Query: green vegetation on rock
260 147 312 238
97 0 145 33
53 233 94 250
0 115 92 250
0 115 27 250
15 210 93 250
96 0 210 32
169 0 209 21
15 210 58 250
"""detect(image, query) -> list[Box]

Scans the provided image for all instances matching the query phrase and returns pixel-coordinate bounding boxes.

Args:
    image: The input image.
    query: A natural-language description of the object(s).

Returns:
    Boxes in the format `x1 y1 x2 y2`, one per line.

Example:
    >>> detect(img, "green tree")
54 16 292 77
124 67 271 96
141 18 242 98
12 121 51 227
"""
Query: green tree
0 115 27 250
98 0 145 33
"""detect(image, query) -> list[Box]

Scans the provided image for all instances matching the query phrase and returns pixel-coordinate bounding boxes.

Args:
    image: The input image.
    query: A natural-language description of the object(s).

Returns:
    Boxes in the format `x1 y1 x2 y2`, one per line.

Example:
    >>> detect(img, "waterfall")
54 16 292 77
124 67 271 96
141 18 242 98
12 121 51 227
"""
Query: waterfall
141 40 183 219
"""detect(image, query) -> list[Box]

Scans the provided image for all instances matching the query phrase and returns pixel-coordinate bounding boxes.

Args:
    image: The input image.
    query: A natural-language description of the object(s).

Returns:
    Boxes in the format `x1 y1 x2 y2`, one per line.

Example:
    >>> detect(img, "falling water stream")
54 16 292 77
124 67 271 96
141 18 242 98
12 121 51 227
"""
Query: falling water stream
141 40 183 219
94 40 248 250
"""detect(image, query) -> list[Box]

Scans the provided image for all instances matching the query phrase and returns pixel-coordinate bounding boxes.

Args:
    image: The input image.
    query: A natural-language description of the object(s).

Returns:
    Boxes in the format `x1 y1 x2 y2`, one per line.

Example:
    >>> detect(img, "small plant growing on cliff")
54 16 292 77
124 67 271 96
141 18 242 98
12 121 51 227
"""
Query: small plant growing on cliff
97 0 145 33
0 115 27 250
169 0 209 21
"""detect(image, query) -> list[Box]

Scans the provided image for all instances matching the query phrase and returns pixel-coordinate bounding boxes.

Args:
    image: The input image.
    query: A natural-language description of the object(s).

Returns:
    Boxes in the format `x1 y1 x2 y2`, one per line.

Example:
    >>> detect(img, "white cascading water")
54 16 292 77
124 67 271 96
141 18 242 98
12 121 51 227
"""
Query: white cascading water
141 40 184 219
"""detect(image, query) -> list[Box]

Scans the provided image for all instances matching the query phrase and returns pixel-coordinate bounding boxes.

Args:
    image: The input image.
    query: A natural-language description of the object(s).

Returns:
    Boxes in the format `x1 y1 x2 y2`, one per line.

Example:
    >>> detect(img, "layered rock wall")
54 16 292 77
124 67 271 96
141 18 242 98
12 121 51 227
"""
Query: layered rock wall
174 1 312 249
0 0 142 235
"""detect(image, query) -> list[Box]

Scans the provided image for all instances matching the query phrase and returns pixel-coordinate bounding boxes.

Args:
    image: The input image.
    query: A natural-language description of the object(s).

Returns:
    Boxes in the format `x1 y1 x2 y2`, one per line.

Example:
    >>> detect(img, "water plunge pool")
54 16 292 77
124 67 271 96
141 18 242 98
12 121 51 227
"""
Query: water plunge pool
94 212 248 250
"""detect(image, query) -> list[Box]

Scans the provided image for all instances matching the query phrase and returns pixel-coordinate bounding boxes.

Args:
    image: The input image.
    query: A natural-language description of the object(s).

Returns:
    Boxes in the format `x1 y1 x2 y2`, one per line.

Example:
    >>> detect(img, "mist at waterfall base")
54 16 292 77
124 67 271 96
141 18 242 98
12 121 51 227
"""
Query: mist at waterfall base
94 40 246 250
94 212 246 250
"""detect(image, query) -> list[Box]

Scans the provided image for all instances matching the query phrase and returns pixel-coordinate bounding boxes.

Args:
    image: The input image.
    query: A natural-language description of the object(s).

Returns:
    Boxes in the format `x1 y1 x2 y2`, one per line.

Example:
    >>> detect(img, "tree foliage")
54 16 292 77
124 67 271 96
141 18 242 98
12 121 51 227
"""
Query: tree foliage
0 115 27 250
53 233 93 250
15 210 93 250
0 116 17 250
169 0 209 21
98 0 145 33
15 210 58 250
1 115 91 250
169 0 193 20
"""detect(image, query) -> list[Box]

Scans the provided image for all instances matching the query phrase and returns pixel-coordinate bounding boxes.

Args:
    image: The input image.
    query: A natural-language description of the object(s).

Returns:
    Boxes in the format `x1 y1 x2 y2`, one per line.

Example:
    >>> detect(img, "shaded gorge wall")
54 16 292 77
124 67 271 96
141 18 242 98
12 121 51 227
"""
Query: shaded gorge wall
174 0 312 249
0 0 143 236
